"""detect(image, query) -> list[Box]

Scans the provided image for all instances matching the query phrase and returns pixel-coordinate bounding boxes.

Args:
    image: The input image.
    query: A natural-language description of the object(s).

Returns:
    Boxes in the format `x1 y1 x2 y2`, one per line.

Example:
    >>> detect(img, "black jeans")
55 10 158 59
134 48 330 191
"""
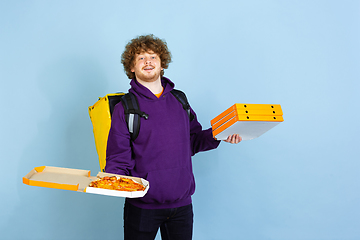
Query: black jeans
124 201 193 240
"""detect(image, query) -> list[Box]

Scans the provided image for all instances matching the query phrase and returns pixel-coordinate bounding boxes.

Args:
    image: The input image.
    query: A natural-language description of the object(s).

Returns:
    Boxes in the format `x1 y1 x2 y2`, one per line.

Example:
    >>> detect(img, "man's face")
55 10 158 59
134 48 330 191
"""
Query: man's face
131 51 163 83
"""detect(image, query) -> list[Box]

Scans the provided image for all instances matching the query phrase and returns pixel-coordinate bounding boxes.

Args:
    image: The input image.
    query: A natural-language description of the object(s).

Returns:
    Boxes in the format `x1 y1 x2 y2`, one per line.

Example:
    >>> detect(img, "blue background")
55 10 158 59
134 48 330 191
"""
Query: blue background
1 1 359 239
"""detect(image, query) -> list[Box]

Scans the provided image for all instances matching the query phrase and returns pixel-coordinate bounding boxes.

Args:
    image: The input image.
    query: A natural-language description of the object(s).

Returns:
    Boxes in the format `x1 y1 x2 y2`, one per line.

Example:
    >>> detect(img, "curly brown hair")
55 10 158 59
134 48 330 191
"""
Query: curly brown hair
121 34 172 79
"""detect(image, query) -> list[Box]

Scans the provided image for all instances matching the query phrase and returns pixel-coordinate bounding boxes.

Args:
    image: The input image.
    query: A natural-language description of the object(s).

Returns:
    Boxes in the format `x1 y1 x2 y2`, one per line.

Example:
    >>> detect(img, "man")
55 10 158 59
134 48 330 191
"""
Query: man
105 34 241 240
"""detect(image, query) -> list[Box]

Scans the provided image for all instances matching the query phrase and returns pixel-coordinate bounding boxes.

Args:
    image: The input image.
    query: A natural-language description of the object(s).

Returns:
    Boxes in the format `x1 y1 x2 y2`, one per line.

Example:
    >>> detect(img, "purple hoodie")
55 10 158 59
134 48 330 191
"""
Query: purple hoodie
105 77 220 209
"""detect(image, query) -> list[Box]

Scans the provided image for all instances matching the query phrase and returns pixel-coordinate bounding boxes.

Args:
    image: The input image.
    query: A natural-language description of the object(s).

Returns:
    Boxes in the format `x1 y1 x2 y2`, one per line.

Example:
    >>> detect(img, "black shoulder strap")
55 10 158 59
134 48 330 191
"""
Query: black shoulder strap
170 89 195 121
120 90 193 142
120 93 149 141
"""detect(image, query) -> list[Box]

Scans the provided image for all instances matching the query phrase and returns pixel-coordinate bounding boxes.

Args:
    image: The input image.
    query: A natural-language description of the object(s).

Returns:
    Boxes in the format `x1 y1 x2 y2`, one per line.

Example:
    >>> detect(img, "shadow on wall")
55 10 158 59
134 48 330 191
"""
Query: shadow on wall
8 56 125 240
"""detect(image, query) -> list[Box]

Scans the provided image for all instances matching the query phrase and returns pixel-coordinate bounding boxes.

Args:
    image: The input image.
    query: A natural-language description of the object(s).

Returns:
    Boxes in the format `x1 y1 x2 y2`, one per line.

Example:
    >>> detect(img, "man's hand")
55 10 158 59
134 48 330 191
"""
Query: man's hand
223 134 242 144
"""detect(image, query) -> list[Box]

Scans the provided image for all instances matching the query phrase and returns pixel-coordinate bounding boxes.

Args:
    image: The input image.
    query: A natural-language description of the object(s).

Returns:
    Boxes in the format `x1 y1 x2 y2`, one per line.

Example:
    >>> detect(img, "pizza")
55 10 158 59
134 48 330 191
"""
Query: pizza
89 176 145 192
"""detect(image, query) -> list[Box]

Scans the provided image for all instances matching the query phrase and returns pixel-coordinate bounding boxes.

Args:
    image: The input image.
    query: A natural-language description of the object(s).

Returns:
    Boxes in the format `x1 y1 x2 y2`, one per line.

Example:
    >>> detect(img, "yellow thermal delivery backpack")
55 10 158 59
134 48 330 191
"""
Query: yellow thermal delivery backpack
89 89 193 172
88 93 125 172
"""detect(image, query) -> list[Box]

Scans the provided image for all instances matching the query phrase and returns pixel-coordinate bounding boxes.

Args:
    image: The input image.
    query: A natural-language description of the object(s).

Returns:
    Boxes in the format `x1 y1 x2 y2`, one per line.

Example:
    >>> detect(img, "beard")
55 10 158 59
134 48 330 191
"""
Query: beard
135 66 162 83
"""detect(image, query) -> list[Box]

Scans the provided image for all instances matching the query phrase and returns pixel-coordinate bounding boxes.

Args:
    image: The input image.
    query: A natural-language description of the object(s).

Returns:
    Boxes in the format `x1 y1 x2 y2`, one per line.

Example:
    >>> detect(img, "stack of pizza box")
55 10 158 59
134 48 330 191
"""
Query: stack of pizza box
211 103 284 140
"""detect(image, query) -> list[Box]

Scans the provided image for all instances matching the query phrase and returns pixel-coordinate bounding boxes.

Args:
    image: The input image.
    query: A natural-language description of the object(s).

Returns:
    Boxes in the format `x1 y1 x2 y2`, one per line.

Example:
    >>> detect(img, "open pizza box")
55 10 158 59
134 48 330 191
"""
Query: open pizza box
211 103 284 140
23 166 149 198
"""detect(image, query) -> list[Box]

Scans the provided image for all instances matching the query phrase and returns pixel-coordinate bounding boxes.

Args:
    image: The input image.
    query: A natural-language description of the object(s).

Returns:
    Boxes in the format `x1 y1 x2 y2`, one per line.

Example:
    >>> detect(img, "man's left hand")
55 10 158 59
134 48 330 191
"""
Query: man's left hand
223 134 242 144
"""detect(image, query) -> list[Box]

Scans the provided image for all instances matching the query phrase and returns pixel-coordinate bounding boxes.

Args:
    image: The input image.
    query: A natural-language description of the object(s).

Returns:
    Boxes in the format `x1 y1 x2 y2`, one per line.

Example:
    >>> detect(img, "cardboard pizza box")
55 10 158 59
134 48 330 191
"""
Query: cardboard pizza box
211 103 284 141
23 166 149 198
210 103 283 126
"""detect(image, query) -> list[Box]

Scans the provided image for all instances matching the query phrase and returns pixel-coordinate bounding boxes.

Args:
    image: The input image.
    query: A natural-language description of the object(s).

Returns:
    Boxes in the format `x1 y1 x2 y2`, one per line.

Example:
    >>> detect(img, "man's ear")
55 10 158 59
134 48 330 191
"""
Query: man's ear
131 60 137 72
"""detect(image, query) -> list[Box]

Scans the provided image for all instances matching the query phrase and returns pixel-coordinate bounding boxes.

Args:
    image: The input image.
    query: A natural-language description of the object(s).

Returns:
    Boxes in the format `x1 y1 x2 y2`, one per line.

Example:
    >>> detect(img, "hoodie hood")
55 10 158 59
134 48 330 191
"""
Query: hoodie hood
129 77 175 100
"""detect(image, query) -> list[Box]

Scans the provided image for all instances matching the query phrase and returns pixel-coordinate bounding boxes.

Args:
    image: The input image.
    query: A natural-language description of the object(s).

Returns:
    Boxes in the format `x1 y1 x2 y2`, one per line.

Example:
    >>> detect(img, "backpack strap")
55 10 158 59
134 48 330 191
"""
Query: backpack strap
120 90 193 142
170 89 195 121
120 93 149 141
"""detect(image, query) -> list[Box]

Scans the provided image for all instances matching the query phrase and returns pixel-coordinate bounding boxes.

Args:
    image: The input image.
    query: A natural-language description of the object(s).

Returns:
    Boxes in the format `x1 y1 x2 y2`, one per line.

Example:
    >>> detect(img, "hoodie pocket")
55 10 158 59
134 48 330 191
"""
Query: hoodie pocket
142 167 195 204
